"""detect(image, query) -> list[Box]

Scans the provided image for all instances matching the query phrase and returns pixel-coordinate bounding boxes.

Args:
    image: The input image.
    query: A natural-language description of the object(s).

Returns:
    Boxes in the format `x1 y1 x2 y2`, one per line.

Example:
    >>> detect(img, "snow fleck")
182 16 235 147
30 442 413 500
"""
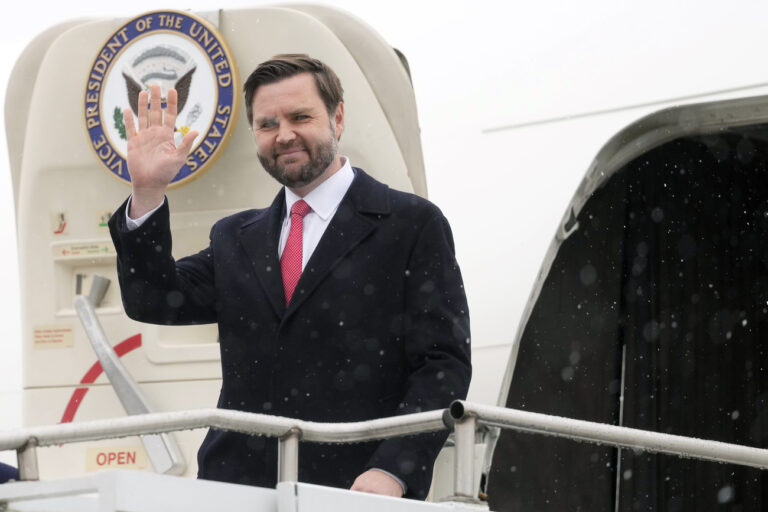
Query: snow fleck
717 485 734 504
643 321 660 342
579 264 597 286
166 291 184 308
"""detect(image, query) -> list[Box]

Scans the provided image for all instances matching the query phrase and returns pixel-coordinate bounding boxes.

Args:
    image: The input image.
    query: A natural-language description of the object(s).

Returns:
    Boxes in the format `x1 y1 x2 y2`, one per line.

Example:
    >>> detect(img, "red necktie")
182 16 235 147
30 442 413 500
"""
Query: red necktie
281 199 311 304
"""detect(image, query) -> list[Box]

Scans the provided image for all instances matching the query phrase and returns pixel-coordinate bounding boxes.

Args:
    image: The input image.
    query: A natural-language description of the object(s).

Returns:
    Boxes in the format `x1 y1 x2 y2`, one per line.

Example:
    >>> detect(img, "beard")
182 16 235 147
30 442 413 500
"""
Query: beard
258 130 338 189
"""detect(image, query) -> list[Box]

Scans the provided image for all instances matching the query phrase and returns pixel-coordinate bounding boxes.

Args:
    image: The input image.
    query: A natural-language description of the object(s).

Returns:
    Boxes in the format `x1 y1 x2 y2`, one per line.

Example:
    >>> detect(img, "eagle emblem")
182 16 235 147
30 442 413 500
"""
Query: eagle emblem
116 44 201 141
122 44 195 115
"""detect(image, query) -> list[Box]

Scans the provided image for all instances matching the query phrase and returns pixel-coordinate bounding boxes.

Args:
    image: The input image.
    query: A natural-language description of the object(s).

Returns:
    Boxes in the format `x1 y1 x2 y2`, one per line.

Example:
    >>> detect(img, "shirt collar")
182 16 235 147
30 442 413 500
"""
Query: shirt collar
284 157 355 221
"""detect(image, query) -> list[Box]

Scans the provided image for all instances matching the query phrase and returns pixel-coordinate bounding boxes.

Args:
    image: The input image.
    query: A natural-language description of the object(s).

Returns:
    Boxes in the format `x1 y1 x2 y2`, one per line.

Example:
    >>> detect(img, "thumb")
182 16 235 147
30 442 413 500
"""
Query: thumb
177 130 199 155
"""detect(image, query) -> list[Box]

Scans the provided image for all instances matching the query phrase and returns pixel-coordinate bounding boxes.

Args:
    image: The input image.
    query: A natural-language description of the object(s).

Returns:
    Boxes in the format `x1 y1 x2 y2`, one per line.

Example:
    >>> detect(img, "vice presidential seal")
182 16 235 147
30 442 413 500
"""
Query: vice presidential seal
84 10 239 187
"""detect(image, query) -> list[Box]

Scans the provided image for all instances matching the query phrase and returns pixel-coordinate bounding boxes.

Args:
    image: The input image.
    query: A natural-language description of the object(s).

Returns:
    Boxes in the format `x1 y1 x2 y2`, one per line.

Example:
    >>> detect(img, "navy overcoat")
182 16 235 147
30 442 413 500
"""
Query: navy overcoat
109 169 471 498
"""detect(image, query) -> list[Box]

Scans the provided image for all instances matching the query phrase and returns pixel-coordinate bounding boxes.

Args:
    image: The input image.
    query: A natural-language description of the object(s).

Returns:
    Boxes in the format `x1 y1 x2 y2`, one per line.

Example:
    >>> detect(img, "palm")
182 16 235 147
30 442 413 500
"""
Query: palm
123 85 197 213
128 122 185 187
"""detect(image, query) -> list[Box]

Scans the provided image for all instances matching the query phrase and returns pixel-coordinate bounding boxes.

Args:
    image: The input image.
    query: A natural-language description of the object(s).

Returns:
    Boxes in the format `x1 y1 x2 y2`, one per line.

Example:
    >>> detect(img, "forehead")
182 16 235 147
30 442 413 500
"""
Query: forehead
251 72 323 116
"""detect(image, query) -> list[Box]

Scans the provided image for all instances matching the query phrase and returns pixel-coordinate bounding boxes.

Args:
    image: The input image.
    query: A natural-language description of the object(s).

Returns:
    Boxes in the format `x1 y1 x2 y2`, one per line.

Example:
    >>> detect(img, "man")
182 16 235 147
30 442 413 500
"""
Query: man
109 54 471 499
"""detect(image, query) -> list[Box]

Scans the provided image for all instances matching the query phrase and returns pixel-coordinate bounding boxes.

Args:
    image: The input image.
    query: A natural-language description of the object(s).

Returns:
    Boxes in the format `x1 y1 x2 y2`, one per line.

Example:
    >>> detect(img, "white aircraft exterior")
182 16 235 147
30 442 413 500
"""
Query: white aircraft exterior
2 2 768 510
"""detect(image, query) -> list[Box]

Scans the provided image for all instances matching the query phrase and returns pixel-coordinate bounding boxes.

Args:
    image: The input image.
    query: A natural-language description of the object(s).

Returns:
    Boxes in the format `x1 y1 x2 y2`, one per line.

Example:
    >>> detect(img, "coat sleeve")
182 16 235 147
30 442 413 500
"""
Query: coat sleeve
365 210 472 499
109 197 218 325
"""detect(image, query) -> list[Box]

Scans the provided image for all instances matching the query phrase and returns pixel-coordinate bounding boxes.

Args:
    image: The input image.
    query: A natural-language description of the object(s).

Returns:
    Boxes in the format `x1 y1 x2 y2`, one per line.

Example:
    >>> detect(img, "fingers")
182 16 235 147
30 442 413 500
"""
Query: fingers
123 108 136 141
149 84 162 127
165 88 178 129
137 90 149 129
177 130 199 155
131 86 192 154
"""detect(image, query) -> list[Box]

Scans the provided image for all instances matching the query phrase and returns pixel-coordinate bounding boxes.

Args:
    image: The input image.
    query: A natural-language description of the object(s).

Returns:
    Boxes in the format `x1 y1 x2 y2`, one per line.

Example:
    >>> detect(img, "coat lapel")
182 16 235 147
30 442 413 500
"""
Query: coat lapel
239 191 287 317
286 170 390 315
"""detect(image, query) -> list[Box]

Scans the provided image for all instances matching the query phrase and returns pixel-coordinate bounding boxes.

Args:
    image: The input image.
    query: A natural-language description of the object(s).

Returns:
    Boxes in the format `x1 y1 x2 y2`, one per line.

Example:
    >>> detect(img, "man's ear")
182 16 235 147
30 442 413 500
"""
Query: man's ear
333 102 344 140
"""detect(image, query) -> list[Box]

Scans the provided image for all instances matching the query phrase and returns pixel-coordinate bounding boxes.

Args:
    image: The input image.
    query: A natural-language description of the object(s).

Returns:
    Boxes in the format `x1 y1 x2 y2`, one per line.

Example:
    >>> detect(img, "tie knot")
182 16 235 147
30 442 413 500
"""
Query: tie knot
291 199 311 218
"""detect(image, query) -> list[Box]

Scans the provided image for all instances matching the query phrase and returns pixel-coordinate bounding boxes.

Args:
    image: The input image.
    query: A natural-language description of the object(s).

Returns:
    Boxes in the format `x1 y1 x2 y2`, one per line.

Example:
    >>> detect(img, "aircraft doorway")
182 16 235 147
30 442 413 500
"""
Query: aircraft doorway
488 98 768 511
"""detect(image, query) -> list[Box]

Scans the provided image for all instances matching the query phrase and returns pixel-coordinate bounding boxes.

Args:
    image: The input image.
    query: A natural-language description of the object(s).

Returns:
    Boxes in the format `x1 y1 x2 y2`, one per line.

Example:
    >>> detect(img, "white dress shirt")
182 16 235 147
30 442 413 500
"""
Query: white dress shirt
277 158 354 268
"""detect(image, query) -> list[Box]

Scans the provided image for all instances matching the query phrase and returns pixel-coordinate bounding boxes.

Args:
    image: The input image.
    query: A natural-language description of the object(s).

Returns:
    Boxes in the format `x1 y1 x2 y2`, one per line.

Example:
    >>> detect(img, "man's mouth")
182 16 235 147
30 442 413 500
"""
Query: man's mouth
276 147 306 159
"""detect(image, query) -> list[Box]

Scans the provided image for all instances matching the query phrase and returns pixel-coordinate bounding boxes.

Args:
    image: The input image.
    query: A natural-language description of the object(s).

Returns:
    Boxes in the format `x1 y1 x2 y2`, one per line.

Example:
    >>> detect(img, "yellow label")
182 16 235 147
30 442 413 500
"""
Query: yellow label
86 445 148 471
33 324 74 349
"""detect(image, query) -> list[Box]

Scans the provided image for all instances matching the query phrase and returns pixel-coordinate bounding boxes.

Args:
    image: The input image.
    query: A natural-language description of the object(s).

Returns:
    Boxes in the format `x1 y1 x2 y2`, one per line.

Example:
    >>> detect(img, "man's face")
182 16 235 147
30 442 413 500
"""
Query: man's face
250 73 344 192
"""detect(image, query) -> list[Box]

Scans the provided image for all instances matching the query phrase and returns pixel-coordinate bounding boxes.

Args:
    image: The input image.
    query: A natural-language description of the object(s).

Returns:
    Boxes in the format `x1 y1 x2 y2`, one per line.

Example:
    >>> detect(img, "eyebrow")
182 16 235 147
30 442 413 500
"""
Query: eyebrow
287 107 313 117
253 115 276 125
253 107 315 125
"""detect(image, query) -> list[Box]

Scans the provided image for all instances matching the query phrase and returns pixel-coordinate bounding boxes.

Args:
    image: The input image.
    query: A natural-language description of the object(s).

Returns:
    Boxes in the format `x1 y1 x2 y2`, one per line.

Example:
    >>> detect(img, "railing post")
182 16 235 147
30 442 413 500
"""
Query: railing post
17 437 40 481
452 413 477 502
278 428 301 482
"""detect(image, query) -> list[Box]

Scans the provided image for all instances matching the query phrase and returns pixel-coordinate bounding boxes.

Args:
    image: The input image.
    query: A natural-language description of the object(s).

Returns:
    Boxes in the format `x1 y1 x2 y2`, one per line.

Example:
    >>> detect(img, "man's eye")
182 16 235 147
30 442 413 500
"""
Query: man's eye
258 120 277 129
294 115 310 121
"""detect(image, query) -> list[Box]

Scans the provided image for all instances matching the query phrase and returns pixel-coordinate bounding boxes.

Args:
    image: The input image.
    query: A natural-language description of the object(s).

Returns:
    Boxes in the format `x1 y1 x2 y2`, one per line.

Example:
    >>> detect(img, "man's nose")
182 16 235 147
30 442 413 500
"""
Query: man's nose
276 123 296 144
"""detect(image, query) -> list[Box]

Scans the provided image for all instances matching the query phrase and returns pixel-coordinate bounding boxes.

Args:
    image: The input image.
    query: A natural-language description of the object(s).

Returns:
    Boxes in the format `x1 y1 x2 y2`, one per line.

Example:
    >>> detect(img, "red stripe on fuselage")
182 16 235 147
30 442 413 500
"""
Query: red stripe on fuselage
59 334 142 423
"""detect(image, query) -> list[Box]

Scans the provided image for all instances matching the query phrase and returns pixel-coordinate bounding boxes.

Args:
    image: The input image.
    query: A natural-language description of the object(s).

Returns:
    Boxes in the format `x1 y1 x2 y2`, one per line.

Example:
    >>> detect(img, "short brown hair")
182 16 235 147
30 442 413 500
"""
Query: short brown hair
243 54 344 125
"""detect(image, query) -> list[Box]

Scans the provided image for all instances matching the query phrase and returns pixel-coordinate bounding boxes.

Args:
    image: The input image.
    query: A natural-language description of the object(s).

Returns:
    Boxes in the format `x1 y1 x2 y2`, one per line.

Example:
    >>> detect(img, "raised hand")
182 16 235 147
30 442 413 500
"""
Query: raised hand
123 84 198 217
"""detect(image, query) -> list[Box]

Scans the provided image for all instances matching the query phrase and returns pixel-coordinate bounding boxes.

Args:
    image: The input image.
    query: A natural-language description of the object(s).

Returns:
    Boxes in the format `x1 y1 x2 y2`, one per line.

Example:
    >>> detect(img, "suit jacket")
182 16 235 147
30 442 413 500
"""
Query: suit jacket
109 169 471 499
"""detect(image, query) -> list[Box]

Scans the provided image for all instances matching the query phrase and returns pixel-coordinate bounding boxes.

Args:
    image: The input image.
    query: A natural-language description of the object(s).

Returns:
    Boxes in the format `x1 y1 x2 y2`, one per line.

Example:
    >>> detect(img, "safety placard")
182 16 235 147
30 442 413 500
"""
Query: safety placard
33 324 74 349
86 445 149 471
98 211 113 229
50 212 69 235
52 241 114 259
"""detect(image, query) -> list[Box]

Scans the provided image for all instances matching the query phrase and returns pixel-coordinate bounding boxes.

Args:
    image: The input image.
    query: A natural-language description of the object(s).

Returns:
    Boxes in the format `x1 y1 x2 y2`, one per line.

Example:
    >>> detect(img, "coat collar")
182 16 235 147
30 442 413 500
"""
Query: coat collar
238 168 390 318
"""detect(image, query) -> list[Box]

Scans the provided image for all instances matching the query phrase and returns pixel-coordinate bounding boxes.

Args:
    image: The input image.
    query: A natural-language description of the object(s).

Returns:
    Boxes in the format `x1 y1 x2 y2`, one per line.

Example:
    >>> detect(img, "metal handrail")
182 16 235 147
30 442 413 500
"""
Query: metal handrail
0 408 447 449
448 401 768 500
0 408 447 484
3 401 768 503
